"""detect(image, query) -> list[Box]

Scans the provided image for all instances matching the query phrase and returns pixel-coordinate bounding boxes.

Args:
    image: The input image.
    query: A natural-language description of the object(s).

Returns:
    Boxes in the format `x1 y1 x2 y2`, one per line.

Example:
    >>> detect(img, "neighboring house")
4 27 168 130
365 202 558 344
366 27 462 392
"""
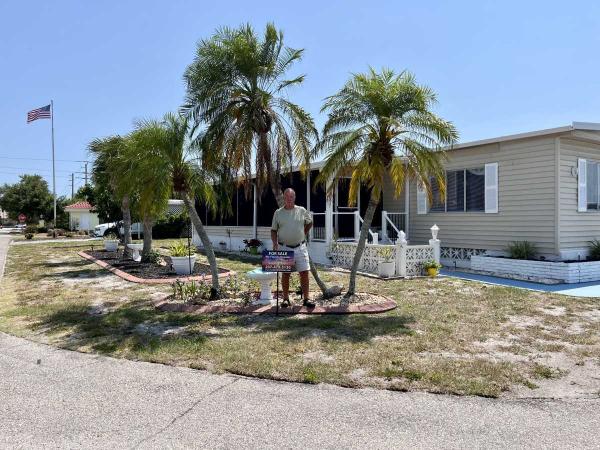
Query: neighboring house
192 122 600 269
64 201 99 232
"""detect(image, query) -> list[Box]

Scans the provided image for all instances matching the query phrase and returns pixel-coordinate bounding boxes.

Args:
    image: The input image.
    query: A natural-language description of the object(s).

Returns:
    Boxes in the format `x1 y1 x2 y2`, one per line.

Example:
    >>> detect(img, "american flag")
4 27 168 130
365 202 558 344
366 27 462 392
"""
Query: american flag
27 104 51 123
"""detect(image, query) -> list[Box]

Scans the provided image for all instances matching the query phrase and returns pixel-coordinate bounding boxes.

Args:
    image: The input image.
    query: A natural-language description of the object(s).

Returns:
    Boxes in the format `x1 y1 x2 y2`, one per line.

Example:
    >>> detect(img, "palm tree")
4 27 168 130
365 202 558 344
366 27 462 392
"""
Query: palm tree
89 135 135 259
127 113 221 296
183 23 337 297
127 125 173 261
316 68 458 297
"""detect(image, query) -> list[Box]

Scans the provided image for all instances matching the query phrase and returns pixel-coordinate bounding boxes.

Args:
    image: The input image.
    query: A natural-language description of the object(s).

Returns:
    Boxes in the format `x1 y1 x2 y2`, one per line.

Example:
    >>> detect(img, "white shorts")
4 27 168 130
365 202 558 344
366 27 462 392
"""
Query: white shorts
279 243 310 273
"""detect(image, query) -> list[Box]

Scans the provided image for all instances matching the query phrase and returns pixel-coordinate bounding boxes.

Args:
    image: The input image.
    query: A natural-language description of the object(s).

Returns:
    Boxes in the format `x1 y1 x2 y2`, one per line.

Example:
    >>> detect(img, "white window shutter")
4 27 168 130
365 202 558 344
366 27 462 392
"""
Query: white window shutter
417 182 427 215
485 163 498 213
578 158 587 212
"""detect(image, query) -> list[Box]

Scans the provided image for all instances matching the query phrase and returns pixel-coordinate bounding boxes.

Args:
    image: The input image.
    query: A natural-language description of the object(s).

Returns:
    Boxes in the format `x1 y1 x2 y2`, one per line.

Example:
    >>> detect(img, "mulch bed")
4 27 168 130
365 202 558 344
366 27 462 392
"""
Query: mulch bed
79 250 234 284
154 292 397 315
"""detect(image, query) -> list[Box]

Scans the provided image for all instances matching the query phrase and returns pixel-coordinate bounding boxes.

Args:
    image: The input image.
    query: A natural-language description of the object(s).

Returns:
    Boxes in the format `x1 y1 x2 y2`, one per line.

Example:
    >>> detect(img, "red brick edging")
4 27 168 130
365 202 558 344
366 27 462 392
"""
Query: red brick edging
78 251 235 285
153 295 397 315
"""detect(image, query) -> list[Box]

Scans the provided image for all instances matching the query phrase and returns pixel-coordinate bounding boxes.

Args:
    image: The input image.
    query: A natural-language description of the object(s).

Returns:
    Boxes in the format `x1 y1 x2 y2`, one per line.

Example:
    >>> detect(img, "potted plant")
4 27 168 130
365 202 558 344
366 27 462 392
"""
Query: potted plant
378 247 395 277
170 240 196 275
219 241 227 251
103 233 119 252
243 238 262 255
423 260 442 277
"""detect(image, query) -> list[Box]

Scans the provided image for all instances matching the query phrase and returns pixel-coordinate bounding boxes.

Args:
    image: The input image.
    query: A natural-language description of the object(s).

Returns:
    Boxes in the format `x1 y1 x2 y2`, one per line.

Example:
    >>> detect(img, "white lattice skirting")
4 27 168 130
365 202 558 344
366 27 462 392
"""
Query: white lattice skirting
329 241 436 277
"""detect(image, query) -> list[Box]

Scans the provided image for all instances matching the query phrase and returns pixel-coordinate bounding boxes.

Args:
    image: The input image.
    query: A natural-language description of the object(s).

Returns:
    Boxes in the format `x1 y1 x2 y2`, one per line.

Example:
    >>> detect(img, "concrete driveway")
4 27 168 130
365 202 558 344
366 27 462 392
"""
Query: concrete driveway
0 236 599 448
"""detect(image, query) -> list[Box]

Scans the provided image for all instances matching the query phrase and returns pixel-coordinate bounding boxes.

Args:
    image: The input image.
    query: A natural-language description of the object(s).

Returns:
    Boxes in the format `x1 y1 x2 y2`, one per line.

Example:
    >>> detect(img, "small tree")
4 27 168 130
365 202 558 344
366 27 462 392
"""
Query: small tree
317 68 457 297
127 113 221 296
0 175 53 222
89 135 136 258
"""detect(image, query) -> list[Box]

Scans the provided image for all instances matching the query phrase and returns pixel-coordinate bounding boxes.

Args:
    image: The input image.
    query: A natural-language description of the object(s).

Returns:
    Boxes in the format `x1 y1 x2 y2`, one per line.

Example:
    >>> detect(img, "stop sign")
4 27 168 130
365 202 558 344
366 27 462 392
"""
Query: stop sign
18 214 26 223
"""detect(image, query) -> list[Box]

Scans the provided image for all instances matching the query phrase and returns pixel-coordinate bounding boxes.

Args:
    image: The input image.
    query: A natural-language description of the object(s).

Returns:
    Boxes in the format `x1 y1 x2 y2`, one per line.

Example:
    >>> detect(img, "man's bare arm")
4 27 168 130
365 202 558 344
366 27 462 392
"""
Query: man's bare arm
304 222 312 239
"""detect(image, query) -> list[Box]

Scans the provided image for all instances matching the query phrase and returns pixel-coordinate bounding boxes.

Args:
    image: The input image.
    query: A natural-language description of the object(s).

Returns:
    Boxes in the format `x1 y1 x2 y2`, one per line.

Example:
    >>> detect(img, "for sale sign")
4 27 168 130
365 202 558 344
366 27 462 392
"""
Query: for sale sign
18 214 26 223
262 250 294 273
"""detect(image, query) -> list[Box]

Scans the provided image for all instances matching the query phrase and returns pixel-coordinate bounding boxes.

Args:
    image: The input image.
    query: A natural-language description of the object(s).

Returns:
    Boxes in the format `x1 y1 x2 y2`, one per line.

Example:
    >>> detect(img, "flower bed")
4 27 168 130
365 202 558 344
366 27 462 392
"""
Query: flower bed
155 290 397 315
471 255 600 284
79 250 233 284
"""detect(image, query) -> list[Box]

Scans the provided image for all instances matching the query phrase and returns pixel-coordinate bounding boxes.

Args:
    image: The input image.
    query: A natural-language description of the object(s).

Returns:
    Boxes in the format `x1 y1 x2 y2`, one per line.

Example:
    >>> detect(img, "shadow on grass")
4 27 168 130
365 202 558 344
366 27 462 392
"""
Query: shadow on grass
37 268 114 280
31 259 92 269
226 312 416 343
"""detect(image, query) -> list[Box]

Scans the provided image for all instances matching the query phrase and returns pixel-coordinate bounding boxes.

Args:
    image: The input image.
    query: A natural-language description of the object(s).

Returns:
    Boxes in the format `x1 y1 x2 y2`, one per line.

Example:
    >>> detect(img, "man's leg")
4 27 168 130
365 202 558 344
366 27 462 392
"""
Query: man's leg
281 273 291 305
299 270 310 300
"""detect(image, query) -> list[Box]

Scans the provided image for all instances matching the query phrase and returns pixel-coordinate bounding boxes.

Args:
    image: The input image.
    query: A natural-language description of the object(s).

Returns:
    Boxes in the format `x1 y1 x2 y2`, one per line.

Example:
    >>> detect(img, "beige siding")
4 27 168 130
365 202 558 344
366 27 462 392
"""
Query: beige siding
559 138 600 251
382 173 407 212
408 137 558 255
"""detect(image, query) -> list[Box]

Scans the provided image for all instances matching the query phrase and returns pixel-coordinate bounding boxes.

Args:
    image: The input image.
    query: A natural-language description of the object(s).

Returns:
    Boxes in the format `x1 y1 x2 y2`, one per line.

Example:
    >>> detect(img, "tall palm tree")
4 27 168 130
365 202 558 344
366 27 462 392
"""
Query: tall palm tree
316 68 458 297
127 113 221 296
89 135 135 259
183 23 337 297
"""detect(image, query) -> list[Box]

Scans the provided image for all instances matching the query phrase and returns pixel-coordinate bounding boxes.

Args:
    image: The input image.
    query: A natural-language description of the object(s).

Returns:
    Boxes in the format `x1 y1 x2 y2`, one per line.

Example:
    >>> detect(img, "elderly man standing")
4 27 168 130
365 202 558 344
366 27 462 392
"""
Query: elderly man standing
271 188 316 308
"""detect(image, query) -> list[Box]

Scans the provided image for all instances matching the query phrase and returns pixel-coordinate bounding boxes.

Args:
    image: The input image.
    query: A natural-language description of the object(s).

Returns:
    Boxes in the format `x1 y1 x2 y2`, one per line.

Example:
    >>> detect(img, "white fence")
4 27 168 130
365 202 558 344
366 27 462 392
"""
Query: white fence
328 227 441 277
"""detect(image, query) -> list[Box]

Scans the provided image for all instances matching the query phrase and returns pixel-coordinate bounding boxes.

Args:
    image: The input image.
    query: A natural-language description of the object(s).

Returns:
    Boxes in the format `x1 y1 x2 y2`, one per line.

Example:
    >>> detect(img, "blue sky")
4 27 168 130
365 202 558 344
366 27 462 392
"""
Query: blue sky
1 0 599 196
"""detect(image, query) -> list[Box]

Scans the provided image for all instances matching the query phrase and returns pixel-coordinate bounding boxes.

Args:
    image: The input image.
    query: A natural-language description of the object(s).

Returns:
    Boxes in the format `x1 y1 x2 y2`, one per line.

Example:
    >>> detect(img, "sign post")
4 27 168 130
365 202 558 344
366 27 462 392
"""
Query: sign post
262 250 294 315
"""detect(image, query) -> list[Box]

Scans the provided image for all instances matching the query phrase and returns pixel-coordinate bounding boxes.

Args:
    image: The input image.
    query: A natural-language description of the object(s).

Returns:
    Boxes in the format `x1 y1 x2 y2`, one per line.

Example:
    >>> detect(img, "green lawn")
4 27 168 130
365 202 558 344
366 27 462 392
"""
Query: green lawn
0 239 599 398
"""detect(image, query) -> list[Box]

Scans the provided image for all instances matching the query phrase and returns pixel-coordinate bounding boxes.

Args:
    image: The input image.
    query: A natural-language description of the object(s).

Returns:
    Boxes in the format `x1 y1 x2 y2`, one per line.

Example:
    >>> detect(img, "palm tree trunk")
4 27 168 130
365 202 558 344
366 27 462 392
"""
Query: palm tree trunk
268 170 338 298
141 214 153 261
121 194 132 260
346 189 380 297
261 133 284 208
182 193 220 296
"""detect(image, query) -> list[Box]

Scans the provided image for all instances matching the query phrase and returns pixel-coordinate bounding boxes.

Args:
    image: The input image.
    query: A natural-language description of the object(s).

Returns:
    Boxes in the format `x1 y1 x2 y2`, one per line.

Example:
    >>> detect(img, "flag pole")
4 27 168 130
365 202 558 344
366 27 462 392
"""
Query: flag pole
51 100 56 231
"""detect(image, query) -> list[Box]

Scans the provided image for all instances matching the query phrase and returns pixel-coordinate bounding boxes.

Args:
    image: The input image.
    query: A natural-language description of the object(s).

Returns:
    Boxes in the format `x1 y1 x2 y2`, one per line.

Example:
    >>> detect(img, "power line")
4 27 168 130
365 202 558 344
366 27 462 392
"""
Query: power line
0 156 89 163
0 165 84 174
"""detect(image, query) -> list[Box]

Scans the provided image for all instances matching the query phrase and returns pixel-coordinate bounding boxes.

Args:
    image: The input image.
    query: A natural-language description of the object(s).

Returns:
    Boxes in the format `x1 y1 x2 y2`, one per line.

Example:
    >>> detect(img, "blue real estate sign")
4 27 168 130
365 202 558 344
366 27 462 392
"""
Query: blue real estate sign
262 250 295 273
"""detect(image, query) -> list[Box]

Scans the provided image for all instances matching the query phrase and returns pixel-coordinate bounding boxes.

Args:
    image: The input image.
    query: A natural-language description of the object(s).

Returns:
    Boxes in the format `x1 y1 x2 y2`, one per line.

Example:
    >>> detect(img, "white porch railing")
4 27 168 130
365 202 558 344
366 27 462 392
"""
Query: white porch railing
327 225 441 277
310 212 326 242
381 211 408 244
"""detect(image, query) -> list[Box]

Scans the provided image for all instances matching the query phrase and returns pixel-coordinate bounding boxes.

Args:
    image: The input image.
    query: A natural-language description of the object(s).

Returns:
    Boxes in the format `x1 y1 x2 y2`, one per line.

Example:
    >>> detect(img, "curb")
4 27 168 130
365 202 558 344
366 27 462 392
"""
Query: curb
78 251 235 284
153 295 397 315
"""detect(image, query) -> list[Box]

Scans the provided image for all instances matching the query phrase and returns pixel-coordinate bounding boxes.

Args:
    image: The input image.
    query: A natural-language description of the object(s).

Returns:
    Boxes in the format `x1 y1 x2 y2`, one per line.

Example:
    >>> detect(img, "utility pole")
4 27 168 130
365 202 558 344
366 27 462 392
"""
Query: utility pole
84 162 88 186
71 173 74 199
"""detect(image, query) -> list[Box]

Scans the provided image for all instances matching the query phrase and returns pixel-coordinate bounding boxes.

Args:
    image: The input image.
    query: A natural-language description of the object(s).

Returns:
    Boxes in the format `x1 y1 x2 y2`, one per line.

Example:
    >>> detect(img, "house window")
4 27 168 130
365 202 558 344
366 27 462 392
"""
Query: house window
429 167 486 212
587 160 599 210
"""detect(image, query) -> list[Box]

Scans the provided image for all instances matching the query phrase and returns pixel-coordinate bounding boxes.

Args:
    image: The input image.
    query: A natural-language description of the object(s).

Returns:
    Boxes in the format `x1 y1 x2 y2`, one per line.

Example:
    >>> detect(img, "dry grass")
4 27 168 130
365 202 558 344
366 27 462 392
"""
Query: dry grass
1 239 599 398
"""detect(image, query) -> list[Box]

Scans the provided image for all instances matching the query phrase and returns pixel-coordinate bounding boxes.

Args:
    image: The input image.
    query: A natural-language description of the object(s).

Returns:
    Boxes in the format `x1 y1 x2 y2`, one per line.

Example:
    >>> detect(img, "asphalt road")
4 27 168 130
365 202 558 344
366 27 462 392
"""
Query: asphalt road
1 236 599 449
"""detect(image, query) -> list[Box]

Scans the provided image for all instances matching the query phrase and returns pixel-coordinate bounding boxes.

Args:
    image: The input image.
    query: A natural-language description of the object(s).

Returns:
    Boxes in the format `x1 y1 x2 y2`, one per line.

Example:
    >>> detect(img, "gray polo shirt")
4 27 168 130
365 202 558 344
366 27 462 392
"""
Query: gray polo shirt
271 205 312 246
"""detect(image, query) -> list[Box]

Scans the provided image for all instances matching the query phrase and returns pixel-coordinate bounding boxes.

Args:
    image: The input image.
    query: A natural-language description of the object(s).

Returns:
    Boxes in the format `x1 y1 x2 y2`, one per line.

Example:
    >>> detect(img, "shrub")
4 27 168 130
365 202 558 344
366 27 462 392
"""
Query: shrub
243 238 262 248
153 213 189 239
24 225 38 235
588 239 600 261
65 232 73 238
170 240 193 257
142 250 162 264
24 233 34 240
423 260 442 270
507 241 537 260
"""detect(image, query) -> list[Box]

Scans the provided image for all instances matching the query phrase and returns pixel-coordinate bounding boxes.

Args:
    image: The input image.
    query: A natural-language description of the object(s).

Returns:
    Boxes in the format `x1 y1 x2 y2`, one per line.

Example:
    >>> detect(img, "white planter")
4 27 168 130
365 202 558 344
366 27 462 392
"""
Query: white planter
378 261 396 278
104 240 119 252
171 256 196 275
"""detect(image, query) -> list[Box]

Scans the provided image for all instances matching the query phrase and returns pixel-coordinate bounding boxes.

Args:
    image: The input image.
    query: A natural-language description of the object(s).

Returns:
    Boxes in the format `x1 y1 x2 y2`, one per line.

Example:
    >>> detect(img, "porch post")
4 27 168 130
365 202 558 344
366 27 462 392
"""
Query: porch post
429 224 440 264
396 230 408 277
306 170 311 212
325 177 334 244
252 183 257 239
353 210 360 241
404 175 410 239
381 210 388 242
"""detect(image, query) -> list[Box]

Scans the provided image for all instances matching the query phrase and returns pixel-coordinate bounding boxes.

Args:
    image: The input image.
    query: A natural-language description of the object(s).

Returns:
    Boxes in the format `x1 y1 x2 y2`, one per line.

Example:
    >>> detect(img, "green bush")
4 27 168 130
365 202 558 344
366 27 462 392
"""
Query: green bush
588 239 600 261
24 225 38 235
170 240 193 257
24 233 34 240
507 241 537 260
153 213 189 239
